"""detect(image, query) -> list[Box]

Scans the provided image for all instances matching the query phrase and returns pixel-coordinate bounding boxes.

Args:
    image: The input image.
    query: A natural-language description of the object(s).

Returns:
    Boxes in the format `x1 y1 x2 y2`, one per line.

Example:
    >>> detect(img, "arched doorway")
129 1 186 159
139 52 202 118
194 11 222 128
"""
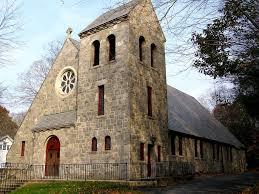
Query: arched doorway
45 136 60 176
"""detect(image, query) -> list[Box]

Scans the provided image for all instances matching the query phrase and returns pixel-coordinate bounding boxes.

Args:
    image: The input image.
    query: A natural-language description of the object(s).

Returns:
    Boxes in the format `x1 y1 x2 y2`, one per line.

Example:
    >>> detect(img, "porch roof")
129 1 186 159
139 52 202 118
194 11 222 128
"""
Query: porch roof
32 111 76 132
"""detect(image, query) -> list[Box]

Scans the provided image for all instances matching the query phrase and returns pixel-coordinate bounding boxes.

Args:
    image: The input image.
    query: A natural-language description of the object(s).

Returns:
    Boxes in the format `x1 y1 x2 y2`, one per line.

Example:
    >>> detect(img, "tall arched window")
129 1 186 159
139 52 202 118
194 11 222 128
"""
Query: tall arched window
105 136 111 150
139 36 145 61
151 43 156 67
108 34 116 61
93 40 100 66
92 137 97 151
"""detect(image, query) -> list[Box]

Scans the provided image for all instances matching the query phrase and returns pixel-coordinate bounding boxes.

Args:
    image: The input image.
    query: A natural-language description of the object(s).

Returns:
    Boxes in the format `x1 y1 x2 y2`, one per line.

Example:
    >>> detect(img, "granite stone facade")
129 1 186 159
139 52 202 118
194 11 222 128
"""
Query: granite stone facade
7 0 246 179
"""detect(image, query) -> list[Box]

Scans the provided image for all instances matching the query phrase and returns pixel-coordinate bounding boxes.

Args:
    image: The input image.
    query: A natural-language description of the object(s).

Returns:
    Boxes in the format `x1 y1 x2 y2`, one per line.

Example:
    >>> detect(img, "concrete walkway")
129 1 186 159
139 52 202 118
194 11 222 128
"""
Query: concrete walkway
140 172 259 194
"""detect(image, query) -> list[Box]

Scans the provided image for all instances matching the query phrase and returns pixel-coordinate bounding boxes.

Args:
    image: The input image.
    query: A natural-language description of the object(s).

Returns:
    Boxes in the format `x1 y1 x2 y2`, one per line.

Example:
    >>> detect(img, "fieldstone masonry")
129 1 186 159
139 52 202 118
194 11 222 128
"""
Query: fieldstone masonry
7 0 246 179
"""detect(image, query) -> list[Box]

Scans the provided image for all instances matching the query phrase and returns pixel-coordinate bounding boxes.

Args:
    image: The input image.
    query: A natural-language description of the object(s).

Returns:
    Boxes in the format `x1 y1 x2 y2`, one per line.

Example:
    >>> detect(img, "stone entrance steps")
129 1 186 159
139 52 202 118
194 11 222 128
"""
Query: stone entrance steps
0 180 26 194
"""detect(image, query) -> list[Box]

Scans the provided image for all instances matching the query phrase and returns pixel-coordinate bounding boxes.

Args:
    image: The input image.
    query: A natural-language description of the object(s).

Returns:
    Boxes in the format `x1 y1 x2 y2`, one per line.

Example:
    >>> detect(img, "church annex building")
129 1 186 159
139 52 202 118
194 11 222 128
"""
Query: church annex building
7 0 246 180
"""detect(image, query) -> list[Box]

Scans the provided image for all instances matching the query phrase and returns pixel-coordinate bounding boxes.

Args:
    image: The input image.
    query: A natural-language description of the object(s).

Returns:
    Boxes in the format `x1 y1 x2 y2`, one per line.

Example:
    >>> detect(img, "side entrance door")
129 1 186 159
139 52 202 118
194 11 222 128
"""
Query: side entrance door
45 136 60 176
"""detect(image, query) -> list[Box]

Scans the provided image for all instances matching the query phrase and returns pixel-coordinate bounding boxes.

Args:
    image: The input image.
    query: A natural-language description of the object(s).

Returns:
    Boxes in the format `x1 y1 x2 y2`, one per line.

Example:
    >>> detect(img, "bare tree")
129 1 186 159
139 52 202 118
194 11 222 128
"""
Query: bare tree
61 0 221 74
198 83 236 111
13 39 63 107
11 111 26 126
0 83 7 104
0 0 22 66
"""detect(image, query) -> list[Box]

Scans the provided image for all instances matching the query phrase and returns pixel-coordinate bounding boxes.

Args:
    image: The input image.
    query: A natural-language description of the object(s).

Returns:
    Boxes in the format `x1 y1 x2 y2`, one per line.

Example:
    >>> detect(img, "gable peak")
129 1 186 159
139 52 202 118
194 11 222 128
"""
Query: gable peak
66 27 73 39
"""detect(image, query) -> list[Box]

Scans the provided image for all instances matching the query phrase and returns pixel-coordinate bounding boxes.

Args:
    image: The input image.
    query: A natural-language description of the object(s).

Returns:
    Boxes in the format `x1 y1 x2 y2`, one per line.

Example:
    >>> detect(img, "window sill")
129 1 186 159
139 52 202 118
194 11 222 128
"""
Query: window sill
108 59 116 64
148 116 155 120
170 155 184 158
91 64 103 69
97 115 105 118
140 62 159 72
151 67 158 72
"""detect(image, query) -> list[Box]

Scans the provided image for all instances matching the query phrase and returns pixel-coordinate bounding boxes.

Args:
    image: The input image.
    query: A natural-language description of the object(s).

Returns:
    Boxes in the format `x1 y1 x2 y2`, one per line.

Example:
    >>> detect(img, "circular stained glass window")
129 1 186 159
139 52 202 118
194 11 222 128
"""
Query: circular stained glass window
60 70 76 94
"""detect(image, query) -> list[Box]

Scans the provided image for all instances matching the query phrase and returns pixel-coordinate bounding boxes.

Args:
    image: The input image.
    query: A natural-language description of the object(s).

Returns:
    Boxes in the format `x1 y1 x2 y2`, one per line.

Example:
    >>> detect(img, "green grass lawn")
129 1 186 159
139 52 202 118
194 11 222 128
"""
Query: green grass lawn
11 181 142 194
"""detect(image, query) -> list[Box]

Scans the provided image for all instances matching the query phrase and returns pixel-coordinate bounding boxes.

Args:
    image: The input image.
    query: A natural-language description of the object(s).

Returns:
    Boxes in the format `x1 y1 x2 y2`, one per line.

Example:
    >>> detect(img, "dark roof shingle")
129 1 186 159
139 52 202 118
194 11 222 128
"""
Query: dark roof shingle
167 85 243 148
79 0 139 35
32 111 76 132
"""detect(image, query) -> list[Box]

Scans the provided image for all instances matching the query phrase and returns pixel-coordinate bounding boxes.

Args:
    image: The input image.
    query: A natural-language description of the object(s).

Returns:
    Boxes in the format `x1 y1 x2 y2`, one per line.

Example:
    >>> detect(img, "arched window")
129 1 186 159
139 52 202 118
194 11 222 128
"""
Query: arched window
105 136 111 150
151 43 156 67
92 137 97 151
171 135 176 155
108 34 116 61
178 136 183 156
93 40 100 66
139 36 145 61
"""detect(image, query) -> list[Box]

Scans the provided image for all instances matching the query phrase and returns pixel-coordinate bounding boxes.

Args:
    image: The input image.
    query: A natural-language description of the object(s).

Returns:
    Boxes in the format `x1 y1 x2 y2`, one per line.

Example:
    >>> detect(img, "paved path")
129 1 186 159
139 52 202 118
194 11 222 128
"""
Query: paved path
140 172 259 194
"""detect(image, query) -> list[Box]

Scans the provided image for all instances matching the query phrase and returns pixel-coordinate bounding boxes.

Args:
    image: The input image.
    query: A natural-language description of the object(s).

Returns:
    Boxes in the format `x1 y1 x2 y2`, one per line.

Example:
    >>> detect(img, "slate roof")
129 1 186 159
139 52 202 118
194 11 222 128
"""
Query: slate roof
32 111 76 132
167 85 243 148
79 0 139 35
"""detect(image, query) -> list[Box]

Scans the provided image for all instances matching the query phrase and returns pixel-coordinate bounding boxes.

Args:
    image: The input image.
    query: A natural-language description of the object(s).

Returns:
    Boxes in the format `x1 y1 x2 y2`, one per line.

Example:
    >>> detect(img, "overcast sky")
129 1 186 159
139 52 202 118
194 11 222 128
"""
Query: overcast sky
0 0 216 113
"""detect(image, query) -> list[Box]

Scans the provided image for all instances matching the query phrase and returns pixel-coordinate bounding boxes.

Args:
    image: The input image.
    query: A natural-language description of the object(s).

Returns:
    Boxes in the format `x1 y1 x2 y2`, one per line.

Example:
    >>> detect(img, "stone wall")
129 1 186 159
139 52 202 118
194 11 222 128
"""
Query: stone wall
168 133 246 174
7 39 79 164
127 0 168 164
76 21 131 163
6 0 246 179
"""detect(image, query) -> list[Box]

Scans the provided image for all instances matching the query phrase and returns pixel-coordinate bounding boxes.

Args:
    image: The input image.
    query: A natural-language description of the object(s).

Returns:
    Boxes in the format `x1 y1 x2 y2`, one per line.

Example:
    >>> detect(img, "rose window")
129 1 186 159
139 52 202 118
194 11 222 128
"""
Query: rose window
60 70 76 94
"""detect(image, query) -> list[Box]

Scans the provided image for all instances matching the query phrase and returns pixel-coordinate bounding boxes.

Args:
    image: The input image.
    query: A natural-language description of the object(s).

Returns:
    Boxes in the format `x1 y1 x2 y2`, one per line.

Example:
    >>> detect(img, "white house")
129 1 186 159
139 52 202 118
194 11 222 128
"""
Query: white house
0 136 13 165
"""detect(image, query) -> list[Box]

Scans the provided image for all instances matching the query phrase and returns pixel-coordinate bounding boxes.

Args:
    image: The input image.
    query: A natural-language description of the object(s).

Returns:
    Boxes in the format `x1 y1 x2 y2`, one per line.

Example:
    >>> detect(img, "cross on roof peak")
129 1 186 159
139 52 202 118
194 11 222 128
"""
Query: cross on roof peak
66 27 73 38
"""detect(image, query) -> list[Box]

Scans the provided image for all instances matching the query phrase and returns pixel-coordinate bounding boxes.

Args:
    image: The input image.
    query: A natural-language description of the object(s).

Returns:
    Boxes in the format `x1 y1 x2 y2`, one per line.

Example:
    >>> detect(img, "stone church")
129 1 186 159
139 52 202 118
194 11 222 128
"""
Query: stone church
7 0 246 179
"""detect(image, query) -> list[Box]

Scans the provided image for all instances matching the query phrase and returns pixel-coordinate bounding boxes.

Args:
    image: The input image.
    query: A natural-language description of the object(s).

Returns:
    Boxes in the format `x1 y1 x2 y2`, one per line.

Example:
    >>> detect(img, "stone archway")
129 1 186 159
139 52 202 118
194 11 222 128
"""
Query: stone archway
45 136 60 176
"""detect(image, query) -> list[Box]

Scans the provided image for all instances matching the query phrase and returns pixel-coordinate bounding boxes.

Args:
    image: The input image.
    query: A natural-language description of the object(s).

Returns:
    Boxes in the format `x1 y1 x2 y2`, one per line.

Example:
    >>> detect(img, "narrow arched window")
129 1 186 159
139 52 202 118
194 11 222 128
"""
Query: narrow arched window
139 36 145 61
93 40 100 66
151 43 156 67
105 136 111 150
108 34 116 61
92 137 97 151
178 136 183 156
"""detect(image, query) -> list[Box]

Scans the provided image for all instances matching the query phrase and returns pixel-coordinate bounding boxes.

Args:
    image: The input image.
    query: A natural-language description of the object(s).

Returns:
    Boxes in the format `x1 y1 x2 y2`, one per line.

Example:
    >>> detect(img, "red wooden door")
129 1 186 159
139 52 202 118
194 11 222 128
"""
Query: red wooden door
45 136 60 176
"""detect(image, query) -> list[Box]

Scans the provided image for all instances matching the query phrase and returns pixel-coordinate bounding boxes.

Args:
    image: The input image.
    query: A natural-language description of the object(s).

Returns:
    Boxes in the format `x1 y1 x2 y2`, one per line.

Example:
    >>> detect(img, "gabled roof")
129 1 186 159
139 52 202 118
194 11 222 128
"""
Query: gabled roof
32 111 76 132
70 38 80 50
79 0 139 35
167 85 243 148
0 135 13 142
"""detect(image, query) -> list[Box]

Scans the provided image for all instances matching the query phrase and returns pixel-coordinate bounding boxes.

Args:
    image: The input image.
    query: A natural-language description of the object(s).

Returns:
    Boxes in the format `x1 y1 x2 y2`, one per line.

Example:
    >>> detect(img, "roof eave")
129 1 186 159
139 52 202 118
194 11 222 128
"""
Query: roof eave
32 123 75 133
78 15 129 38
168 128 243 149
